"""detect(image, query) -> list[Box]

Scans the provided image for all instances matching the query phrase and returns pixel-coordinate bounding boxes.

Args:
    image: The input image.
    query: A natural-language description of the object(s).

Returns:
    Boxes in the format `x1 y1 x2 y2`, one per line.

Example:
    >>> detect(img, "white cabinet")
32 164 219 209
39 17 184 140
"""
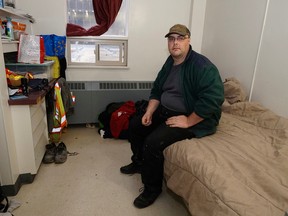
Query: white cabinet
0 7 46 195
1 40 18 53
10 98 49 174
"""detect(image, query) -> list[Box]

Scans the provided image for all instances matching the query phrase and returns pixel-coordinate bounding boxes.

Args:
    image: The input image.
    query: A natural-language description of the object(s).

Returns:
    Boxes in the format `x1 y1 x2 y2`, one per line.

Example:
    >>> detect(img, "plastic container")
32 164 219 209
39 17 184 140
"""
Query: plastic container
0 0 4 8
5 61 54 81
6 17 14 40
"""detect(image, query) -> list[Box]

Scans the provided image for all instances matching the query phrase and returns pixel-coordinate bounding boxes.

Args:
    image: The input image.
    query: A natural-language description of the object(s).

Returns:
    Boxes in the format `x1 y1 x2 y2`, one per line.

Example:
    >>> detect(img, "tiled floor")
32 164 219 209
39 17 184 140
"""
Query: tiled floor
11 125 189 216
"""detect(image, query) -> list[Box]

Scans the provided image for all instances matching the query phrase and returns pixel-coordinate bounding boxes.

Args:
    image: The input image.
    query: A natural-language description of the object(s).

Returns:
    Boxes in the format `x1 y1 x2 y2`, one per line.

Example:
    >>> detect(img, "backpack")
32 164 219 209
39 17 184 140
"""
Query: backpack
0 184 8 213
110 101 136 138
98 102 125 139
28 78 48 90
98 100 148 139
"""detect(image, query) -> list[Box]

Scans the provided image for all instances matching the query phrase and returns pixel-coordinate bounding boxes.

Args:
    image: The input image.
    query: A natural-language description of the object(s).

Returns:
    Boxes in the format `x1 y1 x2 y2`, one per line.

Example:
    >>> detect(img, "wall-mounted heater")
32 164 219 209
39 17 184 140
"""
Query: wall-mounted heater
67 81 153 124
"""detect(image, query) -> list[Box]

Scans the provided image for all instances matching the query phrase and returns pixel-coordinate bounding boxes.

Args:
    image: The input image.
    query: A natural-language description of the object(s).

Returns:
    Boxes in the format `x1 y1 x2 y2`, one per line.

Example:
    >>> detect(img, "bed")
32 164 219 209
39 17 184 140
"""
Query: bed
163 78 288 216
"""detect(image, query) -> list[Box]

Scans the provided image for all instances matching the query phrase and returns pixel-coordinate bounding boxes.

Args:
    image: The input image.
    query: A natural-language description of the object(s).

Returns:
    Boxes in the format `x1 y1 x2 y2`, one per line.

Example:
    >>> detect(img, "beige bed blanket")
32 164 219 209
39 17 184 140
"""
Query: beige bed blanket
164 101 288 216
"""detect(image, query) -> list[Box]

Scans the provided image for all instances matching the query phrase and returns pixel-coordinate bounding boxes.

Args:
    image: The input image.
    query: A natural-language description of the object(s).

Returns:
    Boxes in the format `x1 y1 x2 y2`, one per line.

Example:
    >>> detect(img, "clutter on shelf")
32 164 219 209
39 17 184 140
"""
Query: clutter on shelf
1 17 26 40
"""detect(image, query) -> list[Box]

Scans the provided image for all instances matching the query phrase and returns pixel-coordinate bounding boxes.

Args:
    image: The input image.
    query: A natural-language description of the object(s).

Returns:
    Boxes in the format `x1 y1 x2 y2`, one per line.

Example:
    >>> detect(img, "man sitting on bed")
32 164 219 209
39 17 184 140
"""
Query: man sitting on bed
120 24 225 208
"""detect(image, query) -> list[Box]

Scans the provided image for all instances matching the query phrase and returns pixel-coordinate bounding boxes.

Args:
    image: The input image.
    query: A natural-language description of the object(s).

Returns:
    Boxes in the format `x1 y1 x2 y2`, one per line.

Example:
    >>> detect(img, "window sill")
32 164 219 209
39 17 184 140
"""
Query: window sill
67 65 130 70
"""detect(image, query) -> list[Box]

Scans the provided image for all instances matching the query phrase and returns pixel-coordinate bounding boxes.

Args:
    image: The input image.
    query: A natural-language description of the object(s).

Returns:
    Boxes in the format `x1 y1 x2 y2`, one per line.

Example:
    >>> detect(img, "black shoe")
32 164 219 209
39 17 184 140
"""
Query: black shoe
133 188 161 208
42 143 56 163
55 142 68 164
120 163 141 174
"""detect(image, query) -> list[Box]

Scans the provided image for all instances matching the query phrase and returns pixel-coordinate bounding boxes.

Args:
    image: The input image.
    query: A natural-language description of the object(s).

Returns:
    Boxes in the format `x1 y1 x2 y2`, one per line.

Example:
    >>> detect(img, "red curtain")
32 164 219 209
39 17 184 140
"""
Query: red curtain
66 0 123 36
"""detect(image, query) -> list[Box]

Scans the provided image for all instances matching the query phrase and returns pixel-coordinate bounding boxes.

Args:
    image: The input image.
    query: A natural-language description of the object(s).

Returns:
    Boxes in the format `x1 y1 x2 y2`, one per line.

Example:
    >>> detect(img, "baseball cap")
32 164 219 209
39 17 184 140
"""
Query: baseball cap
165 24 191 38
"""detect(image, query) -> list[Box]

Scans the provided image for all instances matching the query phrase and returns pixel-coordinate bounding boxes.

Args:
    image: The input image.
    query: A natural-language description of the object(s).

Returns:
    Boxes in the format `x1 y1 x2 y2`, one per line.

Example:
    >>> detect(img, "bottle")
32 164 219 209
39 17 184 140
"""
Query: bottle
0 19 5 36
6 17 14 40
21 78 29 96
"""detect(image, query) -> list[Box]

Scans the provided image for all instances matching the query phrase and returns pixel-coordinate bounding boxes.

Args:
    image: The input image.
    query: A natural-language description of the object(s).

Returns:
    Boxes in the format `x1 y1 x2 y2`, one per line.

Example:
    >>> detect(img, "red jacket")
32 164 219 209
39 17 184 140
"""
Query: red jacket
110 101 136 138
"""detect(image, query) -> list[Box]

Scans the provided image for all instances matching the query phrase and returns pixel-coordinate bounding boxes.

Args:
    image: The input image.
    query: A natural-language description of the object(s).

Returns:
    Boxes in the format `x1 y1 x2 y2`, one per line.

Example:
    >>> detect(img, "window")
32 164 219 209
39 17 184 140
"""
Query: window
66 0 129 67
67 38 127 66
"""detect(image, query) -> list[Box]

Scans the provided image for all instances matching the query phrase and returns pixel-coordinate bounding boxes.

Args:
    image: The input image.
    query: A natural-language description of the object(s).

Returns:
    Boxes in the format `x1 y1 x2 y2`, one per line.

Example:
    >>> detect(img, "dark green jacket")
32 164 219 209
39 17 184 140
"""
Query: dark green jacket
150 46 224 137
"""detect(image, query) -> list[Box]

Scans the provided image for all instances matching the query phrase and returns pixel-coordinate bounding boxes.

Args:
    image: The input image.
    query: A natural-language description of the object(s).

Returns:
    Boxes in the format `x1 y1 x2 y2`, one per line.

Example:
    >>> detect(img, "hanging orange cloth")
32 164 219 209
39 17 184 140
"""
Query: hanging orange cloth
49 81 67 143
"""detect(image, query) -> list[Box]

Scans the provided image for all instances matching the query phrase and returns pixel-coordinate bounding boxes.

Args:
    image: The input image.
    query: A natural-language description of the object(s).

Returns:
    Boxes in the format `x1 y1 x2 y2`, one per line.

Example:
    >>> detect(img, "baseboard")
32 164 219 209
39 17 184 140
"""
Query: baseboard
2 173 36 196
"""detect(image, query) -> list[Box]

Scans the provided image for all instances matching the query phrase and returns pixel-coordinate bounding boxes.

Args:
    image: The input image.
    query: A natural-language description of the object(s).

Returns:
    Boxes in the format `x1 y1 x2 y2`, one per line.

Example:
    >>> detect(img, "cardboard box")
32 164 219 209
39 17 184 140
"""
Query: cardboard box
12 21 26 31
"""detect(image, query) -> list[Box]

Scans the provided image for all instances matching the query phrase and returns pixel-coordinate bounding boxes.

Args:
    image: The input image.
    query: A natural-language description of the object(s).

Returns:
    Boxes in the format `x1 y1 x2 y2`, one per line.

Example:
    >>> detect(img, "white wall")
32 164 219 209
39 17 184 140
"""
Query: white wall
201 0 267 94
190 0 206 53
16 0 66 35
250 0 288 118
201 0 288 118
16 0 193 82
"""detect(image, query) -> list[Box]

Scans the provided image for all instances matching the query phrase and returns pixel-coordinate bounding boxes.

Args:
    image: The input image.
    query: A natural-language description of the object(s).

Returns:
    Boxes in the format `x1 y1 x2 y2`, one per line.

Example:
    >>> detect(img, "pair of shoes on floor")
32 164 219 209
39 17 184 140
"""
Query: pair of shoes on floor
120 162 141 174
133 187 162 208
42 142 67 164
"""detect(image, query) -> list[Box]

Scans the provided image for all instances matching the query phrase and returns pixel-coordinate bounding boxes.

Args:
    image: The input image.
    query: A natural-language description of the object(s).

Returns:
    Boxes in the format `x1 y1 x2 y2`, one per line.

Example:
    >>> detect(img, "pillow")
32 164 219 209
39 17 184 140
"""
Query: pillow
223 77 247 104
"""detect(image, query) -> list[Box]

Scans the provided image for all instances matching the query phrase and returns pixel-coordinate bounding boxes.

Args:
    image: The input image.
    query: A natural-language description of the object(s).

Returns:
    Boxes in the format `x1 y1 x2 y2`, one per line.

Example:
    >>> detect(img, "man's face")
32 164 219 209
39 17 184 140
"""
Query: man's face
167 34 190 59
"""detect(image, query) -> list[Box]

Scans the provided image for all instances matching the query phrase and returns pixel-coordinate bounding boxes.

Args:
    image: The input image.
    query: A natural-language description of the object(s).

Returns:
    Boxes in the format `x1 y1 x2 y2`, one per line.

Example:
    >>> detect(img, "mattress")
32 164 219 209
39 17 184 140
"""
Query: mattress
164 101 288 216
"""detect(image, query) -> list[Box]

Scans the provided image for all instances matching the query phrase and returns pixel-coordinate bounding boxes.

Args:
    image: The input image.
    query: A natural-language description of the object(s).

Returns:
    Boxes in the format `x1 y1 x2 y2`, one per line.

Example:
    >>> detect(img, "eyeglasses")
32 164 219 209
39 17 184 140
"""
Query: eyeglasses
167 35 189 42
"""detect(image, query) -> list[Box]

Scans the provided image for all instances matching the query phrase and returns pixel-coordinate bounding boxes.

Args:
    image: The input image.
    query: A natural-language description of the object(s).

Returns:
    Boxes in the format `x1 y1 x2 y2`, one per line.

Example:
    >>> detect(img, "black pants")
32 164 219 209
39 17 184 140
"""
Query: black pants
128 105 195 192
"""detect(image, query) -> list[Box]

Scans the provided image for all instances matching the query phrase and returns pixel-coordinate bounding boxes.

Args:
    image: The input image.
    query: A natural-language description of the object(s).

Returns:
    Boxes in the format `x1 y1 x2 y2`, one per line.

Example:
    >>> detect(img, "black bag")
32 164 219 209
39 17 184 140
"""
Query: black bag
135 100 148 116
28 78 48 90
0 184 9 213
98 102 126 139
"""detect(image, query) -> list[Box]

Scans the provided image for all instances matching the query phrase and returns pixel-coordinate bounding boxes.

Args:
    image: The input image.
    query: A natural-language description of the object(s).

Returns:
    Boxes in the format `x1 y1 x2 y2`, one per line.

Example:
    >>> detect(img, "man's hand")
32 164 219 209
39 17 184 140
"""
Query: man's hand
141 99 160 126
165 115 189 128
142 112 153 126
166 112 204 128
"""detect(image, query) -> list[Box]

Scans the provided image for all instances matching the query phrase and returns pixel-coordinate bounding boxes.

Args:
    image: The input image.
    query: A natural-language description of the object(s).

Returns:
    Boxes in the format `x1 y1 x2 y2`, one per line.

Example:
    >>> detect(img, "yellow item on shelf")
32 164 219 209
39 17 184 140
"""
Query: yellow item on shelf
6 68 33 87
45 56 60 78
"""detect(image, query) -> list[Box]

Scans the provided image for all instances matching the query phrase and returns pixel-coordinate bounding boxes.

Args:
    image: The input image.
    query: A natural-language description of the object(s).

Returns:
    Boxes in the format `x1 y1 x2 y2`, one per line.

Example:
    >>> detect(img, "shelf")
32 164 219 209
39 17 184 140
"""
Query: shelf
0 7 34 22
8 79 56 105
2 39 18 53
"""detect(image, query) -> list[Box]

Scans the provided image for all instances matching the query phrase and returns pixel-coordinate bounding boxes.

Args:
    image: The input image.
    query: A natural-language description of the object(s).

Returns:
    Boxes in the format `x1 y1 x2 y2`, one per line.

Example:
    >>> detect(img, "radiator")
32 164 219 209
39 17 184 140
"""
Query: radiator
67 81 153 124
